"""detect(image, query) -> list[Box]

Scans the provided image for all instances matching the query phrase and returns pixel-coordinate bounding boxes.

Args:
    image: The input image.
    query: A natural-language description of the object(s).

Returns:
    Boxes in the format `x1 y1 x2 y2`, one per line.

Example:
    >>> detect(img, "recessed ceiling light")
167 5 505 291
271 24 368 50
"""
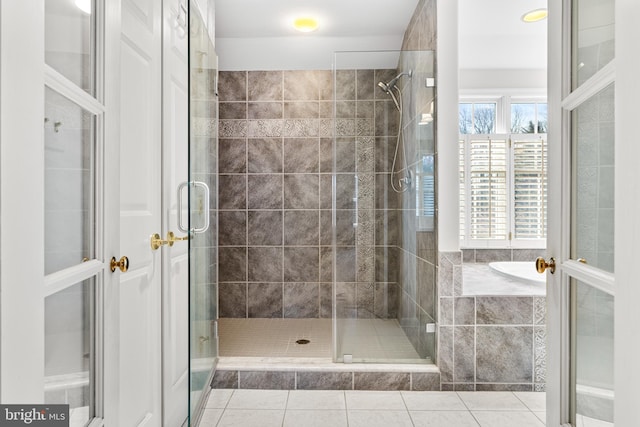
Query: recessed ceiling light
293 17 319 33
75 0 91 14
521 8 548 23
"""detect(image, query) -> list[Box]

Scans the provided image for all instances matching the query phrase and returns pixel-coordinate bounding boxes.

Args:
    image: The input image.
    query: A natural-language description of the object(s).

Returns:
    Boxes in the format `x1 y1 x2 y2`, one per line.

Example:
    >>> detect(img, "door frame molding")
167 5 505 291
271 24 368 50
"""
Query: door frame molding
103 0 123 423
614 0 640 425
546 0 569 422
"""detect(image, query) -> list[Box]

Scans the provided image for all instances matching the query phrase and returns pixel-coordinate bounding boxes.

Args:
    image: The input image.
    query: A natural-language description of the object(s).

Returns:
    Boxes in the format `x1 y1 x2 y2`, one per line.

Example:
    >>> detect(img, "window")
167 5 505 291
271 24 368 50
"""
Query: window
459 98 547 248
459 102 497 134
511 102 548 133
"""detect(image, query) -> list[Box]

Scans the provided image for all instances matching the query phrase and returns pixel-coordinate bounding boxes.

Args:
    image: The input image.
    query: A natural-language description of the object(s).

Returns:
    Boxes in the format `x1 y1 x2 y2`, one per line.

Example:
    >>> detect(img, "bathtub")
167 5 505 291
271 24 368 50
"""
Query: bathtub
463 261 546 296
489 261 546 286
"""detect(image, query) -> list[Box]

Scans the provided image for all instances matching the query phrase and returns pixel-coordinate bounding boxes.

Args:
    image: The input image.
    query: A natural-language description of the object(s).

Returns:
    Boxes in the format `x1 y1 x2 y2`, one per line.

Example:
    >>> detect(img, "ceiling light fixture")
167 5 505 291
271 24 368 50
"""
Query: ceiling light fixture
521 8 548 23
75 0 92 14
293 17 319 33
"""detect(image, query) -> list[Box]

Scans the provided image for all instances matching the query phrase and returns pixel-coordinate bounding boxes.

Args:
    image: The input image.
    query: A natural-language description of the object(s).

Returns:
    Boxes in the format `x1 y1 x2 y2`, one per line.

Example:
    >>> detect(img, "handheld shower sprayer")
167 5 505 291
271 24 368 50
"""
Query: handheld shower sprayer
376 69 414 193
377 70 413 93
377 70 412 111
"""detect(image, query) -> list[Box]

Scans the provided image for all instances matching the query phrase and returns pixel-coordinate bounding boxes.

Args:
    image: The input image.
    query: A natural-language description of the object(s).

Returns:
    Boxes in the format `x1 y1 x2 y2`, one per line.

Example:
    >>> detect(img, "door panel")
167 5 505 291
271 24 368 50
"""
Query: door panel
547 0 616 425
571 279 614 425
119 0 162 424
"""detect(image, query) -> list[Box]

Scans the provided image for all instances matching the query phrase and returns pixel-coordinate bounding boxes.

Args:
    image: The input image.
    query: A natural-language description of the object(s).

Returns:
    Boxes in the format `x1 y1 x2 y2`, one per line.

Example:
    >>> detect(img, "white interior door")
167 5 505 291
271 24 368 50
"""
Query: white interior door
116 0 163 424
547 1 616 426
161 0 190 425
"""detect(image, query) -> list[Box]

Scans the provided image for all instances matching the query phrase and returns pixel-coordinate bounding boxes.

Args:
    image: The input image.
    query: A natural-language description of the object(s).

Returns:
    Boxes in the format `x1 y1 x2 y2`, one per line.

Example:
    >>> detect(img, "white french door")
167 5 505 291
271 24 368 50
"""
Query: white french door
1 0 164 425
546 0 640 425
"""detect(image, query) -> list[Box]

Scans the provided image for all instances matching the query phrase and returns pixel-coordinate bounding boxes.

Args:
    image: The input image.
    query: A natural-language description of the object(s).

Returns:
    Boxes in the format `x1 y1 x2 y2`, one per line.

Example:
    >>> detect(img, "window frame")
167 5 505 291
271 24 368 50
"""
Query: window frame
459 95 548 249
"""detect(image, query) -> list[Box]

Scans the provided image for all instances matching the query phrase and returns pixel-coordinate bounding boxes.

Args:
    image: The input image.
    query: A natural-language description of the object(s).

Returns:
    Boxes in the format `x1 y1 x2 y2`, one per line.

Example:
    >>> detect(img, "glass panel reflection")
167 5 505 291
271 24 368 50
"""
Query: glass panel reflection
572 0 615 88
45 0 94 93
45 87 95 275
45 279 94 426
572 279 614 426
572 84 615 272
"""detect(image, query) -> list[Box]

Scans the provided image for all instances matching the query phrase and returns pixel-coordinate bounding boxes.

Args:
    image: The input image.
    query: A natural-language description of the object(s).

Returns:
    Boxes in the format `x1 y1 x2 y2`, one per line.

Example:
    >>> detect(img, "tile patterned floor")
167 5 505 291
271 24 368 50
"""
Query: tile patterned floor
199 389 615 426
198 390 549 427
218 318 422 361
218 318 332 357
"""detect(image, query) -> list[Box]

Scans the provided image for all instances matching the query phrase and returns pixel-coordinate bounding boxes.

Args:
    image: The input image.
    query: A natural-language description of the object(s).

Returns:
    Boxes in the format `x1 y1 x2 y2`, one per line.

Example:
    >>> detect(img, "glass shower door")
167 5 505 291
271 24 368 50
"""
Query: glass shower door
333 50 437 364
188 2 218 423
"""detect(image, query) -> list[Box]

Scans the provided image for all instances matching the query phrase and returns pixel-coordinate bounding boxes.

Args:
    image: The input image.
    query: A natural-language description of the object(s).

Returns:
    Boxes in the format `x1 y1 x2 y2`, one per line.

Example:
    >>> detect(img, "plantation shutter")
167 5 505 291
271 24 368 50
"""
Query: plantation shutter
513 137 547 238
416 154 435 231
468 137 508 240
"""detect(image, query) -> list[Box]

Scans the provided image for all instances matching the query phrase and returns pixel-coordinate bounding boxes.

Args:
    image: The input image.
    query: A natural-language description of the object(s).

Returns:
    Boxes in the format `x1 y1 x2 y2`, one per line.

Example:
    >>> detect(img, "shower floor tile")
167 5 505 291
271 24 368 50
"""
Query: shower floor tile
218 318 422 360
218 318 332 358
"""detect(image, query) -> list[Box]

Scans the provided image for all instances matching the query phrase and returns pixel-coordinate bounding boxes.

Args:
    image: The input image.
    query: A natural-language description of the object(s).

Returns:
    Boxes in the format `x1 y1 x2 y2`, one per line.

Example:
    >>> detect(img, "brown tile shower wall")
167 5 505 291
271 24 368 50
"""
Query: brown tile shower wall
393 0 439 360
216 70 402 319
333 68 403 321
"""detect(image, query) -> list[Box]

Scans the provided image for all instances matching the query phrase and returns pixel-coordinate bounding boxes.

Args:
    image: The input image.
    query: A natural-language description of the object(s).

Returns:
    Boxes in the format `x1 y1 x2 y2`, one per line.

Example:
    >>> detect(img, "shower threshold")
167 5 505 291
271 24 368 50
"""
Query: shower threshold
214 318 440 391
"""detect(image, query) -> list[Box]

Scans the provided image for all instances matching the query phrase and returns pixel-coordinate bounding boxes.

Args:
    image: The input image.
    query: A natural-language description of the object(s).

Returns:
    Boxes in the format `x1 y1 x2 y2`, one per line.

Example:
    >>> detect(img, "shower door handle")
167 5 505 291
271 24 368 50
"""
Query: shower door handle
177 181 210 233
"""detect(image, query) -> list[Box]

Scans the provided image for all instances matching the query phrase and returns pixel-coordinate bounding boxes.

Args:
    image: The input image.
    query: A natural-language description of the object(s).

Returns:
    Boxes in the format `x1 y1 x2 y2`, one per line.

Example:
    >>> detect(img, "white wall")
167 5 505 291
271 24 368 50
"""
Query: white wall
460 68 546 93
216 35 404 71
436 0 460 252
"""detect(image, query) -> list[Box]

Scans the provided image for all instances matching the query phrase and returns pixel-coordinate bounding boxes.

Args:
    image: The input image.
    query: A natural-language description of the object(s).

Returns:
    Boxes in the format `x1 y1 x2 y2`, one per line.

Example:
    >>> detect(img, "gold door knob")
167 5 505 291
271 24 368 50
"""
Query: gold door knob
150 233 169 250
536 257 556 274
110 256 130 273
167 231 189 246
151 232 189 250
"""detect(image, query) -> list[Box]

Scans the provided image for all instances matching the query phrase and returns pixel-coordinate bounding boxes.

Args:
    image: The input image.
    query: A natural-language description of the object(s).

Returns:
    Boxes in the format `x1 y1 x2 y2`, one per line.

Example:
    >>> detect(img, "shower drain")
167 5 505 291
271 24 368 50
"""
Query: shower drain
296 339 311 345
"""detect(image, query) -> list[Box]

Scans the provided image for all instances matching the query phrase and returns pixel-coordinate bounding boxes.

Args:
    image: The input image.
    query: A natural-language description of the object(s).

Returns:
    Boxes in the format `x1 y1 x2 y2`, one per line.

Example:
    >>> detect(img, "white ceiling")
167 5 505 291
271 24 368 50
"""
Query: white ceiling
214 0 547 72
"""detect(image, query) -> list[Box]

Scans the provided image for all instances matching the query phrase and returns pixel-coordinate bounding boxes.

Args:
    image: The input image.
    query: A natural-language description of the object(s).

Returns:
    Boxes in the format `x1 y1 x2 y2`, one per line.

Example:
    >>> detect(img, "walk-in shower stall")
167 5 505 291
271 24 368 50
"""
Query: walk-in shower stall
213 48 438 370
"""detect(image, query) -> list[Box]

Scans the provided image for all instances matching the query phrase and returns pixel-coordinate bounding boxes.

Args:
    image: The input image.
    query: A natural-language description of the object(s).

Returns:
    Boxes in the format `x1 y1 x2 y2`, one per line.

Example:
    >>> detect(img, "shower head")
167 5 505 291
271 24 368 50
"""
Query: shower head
377 81 391 93
377 70 412 111
378 70 413 93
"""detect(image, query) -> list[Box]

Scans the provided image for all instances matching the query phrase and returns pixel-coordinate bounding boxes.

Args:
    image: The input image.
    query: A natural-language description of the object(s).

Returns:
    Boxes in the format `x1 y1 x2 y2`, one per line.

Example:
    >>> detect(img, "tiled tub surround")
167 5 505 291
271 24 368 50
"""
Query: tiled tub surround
439 250 547 391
